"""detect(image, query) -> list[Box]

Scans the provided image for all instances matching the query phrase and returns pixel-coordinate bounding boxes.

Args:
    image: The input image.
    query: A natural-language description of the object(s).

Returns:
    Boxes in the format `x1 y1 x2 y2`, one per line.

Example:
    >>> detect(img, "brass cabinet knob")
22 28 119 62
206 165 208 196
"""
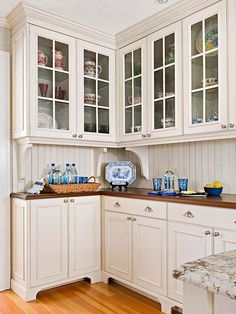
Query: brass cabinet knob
229 123 235 128
114 202 121 207
132 217 136 221
64 199 68 203
72 134 77 138
205 230 211 235
78 134 83 138
127 217 132 220
214 231 220 237
70 199 75 203
183 211 194 218
147 133 151 138
142 134 147 138
221 124 227 129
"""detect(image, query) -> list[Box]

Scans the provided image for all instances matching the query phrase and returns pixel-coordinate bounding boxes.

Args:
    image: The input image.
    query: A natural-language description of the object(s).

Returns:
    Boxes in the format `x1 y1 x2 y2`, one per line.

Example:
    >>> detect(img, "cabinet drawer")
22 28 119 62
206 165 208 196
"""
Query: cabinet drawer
104 196 166 219
168 203 236 230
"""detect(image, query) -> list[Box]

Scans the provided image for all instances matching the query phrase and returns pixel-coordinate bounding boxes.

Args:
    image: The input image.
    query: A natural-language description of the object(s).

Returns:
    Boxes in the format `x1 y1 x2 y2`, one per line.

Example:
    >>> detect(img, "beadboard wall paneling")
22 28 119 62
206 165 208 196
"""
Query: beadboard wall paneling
24 138 236 194
146 139 236 193
24 144 94 190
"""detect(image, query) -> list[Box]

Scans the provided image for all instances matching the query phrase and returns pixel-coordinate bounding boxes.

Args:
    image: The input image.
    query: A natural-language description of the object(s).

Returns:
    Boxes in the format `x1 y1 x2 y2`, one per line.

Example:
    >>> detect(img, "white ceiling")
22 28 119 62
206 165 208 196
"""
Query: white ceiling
1 0 178 35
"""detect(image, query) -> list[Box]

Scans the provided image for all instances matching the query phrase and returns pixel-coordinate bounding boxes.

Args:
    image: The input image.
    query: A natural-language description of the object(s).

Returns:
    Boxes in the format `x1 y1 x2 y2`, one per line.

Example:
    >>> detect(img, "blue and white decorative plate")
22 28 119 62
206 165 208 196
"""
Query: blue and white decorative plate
105 161 136 185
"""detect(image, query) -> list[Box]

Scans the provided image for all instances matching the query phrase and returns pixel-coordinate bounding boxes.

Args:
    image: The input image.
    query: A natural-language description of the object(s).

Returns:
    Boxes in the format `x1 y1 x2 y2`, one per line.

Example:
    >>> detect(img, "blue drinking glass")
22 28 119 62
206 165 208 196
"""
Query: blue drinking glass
178 178 188 192
153 178 162 191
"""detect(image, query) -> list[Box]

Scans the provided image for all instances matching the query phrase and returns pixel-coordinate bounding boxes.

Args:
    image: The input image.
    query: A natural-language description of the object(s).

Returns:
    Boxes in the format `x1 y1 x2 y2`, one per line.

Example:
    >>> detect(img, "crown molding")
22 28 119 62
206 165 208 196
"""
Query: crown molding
116 0 221 48
0 17 10 29
7 2 116 49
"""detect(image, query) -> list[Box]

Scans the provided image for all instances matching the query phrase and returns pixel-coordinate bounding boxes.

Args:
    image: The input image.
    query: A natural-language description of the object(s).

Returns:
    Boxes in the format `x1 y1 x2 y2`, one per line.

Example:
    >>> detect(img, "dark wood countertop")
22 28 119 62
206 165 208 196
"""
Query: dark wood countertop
11 188 236 209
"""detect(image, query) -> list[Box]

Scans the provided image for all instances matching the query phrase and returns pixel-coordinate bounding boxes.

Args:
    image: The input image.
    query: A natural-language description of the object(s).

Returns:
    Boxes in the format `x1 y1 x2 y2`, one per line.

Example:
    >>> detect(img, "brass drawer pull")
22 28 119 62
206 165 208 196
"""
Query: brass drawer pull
127 217 132 220
205 230 211 235
144 206 153 212
114 202 121 207
64 199 68 203
70 199 74 203
132 218 136 221
214 231 220 237
183 211 194 218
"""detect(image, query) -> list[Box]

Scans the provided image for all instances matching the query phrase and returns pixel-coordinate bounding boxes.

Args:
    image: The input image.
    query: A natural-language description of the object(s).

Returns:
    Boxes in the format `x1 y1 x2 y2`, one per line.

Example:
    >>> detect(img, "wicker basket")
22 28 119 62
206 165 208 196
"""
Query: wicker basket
44 176 100 194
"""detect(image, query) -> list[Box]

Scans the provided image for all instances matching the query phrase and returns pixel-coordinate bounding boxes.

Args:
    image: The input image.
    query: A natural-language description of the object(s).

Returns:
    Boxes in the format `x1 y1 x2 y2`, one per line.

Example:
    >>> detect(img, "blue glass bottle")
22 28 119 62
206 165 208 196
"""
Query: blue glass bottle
71 163 78 183
49 163 56 184
63 163 72 184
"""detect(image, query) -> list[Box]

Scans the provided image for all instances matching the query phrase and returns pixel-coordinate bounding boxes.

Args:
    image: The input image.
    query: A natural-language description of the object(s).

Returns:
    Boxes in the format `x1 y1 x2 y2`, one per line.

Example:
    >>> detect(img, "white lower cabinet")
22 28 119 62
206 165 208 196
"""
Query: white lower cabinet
214 228 236 254
105 211 167 295
69 196 101 277
105 211 132 281
168 222 213 303
133 216 167 295
11 196 101 301
30 198 68 287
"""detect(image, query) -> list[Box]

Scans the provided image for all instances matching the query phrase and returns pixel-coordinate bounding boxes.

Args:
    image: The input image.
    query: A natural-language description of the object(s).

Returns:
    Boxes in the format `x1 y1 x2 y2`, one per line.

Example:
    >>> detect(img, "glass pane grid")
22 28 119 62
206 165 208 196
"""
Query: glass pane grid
190 15 219 125
84 49 110 134
124 48 143 134
37 36 70 131
153 33 176 130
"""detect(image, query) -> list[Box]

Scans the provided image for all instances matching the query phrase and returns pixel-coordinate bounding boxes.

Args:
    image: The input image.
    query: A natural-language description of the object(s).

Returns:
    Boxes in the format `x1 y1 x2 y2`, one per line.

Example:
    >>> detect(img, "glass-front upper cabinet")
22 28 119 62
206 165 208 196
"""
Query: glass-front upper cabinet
77 41 116 142
30 26 76 138
183 2 227 134
148 22 182 138
119 39 147 141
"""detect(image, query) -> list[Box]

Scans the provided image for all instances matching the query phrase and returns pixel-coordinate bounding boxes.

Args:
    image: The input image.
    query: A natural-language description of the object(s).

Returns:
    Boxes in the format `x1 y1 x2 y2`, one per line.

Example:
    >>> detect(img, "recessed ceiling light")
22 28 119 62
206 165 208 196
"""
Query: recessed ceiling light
154 0 169 4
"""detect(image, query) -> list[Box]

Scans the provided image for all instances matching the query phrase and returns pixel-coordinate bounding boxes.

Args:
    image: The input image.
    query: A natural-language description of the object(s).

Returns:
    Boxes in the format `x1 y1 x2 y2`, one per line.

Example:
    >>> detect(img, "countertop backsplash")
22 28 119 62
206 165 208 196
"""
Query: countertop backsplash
21 138 236 194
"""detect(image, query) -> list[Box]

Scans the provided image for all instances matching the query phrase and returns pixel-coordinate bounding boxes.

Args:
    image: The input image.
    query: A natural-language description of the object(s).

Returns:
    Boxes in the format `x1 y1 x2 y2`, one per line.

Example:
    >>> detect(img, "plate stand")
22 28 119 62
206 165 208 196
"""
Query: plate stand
110 182 128 191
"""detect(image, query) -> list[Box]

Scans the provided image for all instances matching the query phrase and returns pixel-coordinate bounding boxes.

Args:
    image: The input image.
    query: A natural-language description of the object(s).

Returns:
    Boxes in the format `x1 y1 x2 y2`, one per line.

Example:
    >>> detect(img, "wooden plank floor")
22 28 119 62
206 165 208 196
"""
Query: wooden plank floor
0 281 164 313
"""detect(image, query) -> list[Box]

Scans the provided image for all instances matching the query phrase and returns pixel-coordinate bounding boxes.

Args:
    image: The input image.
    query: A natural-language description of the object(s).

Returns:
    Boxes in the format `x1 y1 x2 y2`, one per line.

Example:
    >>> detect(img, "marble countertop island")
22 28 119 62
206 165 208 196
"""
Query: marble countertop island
173 250 236 300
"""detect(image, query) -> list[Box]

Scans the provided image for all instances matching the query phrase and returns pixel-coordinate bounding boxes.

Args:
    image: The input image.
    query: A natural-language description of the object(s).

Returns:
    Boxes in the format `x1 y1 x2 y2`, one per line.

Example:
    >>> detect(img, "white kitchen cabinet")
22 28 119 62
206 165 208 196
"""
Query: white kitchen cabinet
133 216 167 295
11 196 101 301
69 196 101 277
104 198 167 295
168 222 213 303
30 198 68 287
183 1 227 134
77 41 116 142
119 38 147 142
30 25 77 139
214 228 236 254
105 211 132 281
147 22 182 138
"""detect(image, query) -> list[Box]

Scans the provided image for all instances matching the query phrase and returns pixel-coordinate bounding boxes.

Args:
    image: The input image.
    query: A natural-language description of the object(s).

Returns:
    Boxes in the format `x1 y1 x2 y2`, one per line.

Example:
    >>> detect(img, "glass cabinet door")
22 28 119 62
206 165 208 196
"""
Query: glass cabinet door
37 36 72 132
184 2 226 134
191 15 219 125
120 39 146 140
153 34 175 130
148 22 182 138
124 48 142 135
83 49 110 135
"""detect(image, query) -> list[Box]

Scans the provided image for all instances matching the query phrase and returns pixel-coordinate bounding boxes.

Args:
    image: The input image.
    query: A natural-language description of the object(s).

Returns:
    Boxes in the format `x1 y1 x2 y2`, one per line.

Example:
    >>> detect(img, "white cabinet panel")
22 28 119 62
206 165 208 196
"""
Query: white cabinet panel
133 217 167 295
214 228 236 254
105 211 132 281
30 198 68 287
168 222 213 303
69 196 101 277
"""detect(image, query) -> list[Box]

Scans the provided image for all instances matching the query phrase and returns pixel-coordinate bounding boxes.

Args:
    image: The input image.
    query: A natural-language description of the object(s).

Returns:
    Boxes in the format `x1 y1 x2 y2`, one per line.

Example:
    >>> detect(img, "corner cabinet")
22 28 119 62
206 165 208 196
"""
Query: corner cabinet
119 39 147 142
147 22 182 138
12 24 116 144
183 2 227 134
